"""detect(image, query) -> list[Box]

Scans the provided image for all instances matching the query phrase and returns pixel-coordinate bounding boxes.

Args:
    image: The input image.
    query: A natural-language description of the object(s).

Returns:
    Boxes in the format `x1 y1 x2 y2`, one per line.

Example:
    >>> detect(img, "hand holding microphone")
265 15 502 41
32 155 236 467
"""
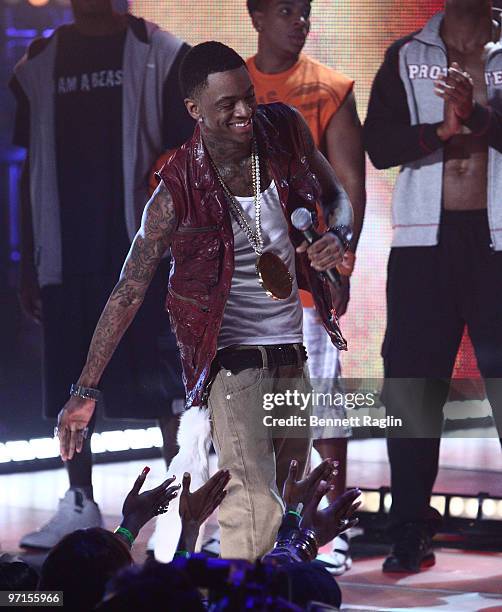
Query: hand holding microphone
292 208 352 288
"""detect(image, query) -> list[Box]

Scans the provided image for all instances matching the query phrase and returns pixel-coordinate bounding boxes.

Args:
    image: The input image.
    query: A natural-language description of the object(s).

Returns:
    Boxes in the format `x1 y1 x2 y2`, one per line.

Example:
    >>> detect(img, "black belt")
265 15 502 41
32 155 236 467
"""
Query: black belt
217 344 307 374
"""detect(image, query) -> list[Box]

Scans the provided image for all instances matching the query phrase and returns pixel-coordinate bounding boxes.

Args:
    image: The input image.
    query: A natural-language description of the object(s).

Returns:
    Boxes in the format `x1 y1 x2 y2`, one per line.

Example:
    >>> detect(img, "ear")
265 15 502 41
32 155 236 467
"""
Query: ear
251 10 265 33
184 98 201 122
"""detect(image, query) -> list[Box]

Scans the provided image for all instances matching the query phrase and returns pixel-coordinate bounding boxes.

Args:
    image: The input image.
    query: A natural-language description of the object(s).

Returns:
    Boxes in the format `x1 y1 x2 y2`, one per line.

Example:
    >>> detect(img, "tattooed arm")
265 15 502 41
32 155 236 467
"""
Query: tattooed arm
57 181 177 461
293 108 353 275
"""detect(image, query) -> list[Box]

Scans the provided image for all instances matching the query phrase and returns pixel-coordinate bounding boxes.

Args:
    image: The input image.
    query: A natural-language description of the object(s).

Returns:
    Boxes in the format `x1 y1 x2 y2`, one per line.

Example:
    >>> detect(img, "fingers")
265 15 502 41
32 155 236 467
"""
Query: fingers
58 426 70 462
309 458 338 486
286 459 298 484
130 466 150 496
201 470 231 508
150 475 177 495
155 485 180 515
295 240 309 254
181 472 191 497
67 427 78 462
74 428 87 455
310 481 331 510
331 488 362 515
200 489 227 523
307 237 344 270
165 484 180 501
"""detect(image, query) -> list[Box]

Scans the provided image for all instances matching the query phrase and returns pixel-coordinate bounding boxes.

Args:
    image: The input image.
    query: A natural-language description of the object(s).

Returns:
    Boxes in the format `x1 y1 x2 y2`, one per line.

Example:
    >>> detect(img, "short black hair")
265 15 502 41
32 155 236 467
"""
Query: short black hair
247 0 313 16
179 41 246 99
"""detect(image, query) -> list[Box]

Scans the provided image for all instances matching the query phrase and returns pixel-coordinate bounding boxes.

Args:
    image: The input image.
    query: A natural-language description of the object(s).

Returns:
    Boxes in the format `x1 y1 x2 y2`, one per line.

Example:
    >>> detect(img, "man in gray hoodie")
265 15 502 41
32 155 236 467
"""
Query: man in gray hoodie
10 0 193 549
365 0 502 573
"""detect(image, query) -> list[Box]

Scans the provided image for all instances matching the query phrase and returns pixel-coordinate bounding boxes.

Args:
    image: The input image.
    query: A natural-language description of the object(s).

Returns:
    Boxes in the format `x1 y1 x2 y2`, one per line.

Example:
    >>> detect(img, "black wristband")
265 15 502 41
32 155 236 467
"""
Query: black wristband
69 384 102 402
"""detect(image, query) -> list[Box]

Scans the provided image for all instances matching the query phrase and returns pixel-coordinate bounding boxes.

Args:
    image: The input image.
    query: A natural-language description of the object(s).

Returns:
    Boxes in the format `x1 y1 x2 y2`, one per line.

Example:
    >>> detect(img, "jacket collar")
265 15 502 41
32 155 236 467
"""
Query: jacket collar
414 10 502 55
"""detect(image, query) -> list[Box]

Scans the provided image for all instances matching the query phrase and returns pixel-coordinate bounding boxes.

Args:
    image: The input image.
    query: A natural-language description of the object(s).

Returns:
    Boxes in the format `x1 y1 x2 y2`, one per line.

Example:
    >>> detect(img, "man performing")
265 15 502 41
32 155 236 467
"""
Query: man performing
10 0 193 548
365 0 502 573
56 41 353 561
246 0 366 573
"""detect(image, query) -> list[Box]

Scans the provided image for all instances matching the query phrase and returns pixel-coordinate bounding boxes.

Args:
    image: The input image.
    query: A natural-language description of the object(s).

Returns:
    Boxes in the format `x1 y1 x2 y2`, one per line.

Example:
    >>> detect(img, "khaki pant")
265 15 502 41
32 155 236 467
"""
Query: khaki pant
208 347 312 560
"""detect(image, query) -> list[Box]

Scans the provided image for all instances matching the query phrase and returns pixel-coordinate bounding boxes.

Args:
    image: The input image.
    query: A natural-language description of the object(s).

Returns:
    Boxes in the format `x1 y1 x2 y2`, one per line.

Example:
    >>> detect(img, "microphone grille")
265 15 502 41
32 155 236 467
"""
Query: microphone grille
291 207 313 231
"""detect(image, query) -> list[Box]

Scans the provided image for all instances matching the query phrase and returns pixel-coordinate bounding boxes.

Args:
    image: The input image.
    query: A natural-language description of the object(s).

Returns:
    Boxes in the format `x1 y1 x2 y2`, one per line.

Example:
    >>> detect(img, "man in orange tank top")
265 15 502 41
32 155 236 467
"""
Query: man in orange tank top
246 0 366 574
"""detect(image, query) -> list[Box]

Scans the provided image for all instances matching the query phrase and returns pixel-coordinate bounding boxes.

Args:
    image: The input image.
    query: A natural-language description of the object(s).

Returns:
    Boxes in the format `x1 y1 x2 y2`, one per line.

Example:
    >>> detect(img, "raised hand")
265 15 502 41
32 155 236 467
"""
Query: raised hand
121 467 180 538
179 469 231 528
177 470 231 553
301 486 361 547
435 63 474 139
283 458 338 510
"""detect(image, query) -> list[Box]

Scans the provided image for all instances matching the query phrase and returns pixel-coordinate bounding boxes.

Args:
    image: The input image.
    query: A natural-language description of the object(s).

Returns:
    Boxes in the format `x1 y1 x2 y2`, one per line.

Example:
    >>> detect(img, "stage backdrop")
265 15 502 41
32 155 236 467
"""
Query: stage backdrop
131 0 480 381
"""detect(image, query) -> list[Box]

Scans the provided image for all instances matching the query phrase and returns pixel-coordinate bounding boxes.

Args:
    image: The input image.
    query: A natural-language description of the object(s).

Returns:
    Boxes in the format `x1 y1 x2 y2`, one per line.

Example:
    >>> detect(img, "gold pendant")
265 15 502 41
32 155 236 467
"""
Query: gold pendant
256 252 293 300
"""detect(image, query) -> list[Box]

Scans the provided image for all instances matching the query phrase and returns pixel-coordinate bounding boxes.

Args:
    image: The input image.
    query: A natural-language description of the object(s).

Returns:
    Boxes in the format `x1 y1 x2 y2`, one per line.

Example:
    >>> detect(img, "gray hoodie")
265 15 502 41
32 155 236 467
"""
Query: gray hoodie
12 16 184 286
365 12 502 250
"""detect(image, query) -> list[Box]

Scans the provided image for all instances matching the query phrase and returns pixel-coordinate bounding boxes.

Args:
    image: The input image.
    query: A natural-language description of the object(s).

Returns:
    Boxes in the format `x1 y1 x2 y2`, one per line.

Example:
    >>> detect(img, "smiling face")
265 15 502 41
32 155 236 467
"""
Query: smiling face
252 0 311 59
185 65 258 149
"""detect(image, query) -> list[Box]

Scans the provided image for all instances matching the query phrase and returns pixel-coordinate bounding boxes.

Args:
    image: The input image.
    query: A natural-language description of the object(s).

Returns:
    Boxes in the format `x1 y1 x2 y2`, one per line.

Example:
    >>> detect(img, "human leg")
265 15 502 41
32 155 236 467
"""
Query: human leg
20 282 103 549
382 243 464 571
209 363 283 560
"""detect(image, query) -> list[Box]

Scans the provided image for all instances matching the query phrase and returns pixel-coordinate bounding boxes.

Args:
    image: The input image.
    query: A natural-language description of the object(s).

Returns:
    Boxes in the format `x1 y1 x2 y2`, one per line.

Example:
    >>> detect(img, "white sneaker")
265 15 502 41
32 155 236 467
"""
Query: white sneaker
316 533 352 575
19 488 103 549
200 523 220 557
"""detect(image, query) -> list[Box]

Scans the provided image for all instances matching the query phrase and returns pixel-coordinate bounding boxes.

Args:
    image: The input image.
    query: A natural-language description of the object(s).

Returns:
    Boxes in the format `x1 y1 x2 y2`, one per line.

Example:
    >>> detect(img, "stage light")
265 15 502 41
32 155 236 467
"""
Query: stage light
28 0 50 6
383 492 392 512
497 500 502 519
463 498 479 520
124 428 154 450
146 426 164 448
0 427 164 465
482 498 497 518
90 433 106 454
0 444 11 463
431 495 446 515
449 496 465 517
6 440 36 462
29 437 59 459
361 491 380 513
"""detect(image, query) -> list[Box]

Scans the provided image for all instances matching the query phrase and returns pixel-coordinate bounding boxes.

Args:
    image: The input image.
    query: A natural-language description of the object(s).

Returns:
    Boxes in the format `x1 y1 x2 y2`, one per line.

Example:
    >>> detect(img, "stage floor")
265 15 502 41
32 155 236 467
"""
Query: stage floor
1 438 501 611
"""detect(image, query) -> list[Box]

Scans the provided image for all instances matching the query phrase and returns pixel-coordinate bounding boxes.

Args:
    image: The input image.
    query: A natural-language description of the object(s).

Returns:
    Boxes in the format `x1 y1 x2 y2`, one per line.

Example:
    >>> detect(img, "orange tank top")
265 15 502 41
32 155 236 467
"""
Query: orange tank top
247 54 354 306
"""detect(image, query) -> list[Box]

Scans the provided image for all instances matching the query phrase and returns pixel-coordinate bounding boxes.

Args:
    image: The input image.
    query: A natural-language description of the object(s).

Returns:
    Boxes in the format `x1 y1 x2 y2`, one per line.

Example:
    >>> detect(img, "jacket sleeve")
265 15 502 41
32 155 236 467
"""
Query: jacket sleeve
364 39 444 170
9 75 30 149
464 102 502 154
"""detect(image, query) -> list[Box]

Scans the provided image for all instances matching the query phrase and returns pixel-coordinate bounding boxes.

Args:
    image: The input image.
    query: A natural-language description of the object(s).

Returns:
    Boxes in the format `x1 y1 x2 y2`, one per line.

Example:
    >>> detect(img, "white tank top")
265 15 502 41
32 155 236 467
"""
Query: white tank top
217 180 303 350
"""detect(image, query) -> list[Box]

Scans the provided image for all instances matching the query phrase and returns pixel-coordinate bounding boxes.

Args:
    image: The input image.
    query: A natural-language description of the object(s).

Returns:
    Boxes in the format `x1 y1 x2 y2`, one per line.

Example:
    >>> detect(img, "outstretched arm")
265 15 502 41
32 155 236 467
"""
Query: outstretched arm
57 181 177 460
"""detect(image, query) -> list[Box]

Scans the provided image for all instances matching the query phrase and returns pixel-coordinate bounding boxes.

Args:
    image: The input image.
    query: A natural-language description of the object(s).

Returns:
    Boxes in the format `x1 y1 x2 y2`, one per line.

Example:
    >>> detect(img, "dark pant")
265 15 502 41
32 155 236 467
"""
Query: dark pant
40 258 184 420
382 210 502 531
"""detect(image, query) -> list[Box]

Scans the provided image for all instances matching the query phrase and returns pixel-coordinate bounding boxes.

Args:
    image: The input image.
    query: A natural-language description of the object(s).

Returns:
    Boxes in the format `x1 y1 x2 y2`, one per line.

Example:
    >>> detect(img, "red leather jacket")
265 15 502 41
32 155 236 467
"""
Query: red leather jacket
159 103 345 408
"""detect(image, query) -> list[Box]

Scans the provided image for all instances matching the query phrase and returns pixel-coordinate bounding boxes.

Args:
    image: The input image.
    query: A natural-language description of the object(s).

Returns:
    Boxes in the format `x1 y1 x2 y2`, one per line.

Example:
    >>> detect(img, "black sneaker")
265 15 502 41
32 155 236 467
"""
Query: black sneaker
382 522 435 573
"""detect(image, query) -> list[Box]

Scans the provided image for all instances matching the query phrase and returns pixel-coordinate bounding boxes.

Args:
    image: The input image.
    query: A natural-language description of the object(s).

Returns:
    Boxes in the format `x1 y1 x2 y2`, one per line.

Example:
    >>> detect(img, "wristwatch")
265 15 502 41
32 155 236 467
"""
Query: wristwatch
328 225 353 252
69 384 102 402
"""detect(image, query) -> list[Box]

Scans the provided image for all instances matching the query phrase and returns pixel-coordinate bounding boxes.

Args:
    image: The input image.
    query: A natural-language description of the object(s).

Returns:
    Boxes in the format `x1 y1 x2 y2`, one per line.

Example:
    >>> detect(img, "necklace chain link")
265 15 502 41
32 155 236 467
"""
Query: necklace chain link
210 139 264 255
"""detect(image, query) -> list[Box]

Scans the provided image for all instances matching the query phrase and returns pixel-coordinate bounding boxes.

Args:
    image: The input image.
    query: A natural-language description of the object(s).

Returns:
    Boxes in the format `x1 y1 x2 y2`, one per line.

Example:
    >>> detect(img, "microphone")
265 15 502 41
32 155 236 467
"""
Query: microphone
291 207 341 288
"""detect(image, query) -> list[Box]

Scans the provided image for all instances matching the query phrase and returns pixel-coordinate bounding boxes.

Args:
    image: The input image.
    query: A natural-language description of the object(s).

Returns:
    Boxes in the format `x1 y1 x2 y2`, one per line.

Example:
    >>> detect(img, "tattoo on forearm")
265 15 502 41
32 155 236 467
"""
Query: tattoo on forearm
79 182 177 386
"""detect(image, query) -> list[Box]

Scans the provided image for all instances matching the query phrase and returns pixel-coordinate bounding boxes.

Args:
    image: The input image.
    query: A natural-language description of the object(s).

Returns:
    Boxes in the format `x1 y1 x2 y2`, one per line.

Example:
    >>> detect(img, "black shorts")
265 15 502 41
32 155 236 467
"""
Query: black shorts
40 258 184 419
